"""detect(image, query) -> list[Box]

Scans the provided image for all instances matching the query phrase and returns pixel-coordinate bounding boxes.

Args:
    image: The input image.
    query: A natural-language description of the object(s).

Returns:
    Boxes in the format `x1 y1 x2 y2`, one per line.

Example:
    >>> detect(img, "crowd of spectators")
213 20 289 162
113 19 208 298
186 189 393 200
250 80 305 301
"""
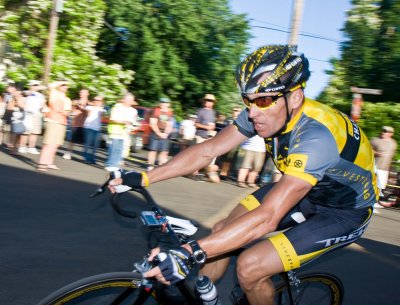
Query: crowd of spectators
0 81 286 187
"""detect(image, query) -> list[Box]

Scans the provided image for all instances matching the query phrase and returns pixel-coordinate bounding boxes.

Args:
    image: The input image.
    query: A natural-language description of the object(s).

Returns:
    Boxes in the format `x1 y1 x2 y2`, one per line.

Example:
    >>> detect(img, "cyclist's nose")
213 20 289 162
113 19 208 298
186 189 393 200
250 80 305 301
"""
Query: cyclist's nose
248 104 260 119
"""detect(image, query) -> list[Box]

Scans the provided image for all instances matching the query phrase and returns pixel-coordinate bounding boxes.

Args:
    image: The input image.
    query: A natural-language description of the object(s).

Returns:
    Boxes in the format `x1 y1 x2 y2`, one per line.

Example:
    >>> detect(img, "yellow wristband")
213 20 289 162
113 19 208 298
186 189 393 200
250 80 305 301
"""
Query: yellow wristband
141 171 150 187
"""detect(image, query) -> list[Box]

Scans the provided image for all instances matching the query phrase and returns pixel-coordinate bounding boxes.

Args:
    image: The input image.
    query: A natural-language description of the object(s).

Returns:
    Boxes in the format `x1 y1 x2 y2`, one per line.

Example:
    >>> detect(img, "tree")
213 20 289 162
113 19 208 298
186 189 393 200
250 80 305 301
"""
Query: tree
0 0 134 100
97 0 250 112
319 0 400 104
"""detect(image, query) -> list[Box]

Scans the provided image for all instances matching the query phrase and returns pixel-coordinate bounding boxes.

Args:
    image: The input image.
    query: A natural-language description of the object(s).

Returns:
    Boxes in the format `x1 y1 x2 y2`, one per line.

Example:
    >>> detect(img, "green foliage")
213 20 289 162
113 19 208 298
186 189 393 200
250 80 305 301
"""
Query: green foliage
0 0 250 111
319 0 400 160
320 0 400 104
0 0 133 101
97 0 250 111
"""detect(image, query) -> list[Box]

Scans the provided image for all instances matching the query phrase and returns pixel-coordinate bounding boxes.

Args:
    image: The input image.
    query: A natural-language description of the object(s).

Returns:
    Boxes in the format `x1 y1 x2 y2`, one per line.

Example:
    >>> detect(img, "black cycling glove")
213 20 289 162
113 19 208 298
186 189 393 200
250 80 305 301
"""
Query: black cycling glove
156 248 193 284
110 169 149 192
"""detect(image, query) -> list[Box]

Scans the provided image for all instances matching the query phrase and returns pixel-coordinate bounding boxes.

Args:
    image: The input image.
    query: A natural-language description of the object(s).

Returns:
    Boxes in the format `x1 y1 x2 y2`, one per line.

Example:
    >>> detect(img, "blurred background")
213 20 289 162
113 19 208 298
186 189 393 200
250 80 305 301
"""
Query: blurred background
0 0 399 158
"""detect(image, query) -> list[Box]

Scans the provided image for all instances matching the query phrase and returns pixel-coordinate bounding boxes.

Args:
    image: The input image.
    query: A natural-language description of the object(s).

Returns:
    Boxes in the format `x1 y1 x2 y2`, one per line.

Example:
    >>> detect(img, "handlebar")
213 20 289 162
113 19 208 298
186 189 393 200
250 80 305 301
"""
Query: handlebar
89 176 183 245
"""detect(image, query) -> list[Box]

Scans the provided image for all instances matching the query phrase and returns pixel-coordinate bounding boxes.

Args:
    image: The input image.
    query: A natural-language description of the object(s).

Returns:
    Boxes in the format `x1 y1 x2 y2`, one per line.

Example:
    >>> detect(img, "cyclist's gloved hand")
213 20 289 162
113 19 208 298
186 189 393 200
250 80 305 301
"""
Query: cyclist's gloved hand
109 169 149 193
108 169 132 193
156 248 193 284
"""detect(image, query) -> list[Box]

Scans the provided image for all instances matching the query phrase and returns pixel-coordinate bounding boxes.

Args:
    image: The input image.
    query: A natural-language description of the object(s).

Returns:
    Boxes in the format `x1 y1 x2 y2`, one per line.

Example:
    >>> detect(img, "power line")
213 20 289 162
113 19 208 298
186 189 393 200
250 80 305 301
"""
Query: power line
252 25 340 43
250 18 341 43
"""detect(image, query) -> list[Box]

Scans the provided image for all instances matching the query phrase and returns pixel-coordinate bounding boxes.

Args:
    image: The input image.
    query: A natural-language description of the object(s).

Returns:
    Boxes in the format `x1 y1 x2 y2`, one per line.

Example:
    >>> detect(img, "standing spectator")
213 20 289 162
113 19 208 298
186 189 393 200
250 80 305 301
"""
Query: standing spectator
219 106 243 179
179 114 197 150
37 80 72 171
195 94 217 143
147 97 173 170
9 90 26 154
215 113 228 133
63 88 90 160
0 95 5 145
236 135 267 188
83 96 104 164
122 95 139 161
105 92 138 171
370 126 397 206
2 83 18 148
191 94 218 180
18 80 46 154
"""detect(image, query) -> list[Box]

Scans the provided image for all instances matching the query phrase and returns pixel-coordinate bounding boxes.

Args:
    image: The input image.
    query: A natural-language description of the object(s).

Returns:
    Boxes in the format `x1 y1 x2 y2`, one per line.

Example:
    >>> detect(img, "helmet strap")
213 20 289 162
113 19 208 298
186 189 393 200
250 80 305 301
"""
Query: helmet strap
284 94 292 125
271 93 292 137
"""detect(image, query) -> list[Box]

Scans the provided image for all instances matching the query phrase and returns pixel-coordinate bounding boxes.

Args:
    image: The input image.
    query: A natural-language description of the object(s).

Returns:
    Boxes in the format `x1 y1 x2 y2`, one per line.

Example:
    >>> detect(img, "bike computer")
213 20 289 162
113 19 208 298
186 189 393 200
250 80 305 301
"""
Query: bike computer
140 211 162 227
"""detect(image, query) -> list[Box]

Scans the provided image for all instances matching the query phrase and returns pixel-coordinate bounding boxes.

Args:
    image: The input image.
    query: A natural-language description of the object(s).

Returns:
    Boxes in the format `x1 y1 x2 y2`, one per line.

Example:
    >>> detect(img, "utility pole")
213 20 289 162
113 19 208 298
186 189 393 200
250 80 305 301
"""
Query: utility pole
288 0 305 48
43 0 63 85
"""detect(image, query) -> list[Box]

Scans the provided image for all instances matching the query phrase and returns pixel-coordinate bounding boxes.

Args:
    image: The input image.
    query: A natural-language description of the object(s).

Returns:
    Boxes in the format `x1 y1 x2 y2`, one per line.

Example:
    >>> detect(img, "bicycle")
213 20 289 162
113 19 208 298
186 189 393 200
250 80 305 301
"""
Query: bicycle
37 178 344 305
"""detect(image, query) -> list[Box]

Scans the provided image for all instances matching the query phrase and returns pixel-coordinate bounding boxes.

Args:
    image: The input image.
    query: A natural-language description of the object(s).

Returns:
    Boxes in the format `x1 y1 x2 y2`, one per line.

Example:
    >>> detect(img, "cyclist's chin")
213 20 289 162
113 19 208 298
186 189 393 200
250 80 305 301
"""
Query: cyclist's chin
255 128 273 138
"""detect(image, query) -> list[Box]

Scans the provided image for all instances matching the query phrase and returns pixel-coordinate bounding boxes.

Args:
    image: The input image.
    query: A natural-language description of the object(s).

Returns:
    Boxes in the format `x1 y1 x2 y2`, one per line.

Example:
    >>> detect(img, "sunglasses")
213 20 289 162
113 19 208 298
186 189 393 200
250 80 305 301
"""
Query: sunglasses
241 84 303 110
241 93 283 110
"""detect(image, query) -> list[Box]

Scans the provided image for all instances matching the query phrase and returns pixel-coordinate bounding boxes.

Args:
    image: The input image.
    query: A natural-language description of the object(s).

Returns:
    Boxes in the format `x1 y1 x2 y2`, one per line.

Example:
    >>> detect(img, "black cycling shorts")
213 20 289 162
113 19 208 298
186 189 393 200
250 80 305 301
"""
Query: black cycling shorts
240 183 373 271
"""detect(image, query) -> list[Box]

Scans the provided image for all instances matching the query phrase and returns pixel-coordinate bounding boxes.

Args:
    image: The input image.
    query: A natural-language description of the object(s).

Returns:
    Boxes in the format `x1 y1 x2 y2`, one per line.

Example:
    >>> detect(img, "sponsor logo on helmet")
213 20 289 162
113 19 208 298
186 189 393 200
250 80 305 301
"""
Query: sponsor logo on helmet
263 85 285 92
284 57 302 71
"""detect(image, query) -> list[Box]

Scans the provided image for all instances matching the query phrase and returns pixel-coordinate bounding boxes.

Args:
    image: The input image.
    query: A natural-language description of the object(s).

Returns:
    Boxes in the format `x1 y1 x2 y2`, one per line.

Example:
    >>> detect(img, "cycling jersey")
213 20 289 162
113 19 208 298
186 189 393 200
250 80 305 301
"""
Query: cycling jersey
234 98 379 209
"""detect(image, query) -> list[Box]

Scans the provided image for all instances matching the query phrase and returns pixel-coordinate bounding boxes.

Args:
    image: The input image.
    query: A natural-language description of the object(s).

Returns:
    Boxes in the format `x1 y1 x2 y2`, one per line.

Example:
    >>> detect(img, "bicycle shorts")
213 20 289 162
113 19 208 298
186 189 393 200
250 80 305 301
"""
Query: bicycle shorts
240 183 373 271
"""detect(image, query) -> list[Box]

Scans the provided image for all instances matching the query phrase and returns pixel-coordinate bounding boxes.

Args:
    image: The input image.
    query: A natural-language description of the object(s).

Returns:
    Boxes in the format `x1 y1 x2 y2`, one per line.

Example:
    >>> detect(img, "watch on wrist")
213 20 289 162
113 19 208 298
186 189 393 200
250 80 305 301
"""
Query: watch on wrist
187 240 207 264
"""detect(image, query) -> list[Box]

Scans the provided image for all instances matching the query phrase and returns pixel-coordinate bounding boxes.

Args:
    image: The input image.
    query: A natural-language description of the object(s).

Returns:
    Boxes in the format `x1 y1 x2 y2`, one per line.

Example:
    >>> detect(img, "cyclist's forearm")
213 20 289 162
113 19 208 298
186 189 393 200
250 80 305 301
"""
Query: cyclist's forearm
199 208 276 258
148 144 214 183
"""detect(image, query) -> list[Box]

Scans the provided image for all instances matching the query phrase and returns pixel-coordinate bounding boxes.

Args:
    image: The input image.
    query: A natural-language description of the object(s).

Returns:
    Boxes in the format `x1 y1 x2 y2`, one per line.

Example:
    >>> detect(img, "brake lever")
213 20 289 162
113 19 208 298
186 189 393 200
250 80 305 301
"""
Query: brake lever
133 255 157 288
89 174 113 198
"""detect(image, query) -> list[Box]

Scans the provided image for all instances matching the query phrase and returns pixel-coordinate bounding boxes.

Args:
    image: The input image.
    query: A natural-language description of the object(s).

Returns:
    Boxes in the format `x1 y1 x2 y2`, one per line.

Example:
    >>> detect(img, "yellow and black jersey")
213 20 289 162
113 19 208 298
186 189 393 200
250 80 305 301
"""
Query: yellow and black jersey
234 98 379 209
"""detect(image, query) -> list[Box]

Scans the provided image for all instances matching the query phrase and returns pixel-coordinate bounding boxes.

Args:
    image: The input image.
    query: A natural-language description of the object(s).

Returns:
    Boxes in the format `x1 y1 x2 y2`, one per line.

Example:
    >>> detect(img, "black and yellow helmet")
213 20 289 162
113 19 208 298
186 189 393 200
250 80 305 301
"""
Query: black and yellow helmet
236 45 310 94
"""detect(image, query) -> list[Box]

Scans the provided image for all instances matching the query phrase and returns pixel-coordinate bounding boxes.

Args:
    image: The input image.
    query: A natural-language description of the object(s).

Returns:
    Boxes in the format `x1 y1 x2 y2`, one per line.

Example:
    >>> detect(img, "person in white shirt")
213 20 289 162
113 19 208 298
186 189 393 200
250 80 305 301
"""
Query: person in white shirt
179 114 197 150
18 80 46 154
83 96 105 164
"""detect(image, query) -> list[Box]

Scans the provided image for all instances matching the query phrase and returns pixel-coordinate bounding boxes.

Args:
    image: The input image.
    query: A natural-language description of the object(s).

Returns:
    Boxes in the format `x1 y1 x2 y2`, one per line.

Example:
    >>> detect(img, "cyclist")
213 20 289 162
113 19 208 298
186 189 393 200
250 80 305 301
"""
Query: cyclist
109 45 379 305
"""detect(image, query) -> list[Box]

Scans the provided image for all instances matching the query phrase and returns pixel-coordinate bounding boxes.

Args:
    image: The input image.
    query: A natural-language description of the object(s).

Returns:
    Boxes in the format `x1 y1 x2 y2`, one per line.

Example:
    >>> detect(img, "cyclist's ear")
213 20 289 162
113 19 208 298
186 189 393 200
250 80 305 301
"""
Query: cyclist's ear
289 89 304 109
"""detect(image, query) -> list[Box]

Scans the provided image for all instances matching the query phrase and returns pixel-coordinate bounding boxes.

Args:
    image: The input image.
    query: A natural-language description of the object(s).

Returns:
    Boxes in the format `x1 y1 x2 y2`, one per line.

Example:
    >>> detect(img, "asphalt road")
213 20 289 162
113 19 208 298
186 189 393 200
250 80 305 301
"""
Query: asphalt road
0 144 399 305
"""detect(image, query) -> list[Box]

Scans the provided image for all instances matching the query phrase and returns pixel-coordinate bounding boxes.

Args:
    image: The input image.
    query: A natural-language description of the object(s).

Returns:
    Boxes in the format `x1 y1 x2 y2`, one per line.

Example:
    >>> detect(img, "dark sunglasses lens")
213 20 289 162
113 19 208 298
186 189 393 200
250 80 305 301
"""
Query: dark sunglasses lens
255 96 274 108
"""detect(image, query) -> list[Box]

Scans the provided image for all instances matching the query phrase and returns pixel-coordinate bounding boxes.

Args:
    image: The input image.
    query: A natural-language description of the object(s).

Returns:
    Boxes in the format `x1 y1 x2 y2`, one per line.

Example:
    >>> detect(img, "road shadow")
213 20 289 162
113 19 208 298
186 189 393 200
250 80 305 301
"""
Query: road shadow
0 163 398 305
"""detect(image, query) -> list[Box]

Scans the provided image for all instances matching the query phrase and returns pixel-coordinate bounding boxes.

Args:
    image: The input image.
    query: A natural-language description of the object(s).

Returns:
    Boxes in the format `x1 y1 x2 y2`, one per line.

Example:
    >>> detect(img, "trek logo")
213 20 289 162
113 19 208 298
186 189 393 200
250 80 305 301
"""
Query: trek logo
316 227 366 247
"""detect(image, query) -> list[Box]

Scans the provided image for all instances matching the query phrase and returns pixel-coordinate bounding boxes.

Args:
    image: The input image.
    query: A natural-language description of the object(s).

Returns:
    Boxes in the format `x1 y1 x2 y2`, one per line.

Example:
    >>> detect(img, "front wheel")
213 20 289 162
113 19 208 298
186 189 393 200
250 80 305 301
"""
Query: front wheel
275 273 344 305
37 272 158 305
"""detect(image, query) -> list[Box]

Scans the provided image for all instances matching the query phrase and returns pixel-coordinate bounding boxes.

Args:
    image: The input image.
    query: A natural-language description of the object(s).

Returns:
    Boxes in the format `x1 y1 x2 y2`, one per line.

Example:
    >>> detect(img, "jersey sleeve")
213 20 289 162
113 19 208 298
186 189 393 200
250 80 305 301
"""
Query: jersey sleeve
285 122 340 186
233 109 256 138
